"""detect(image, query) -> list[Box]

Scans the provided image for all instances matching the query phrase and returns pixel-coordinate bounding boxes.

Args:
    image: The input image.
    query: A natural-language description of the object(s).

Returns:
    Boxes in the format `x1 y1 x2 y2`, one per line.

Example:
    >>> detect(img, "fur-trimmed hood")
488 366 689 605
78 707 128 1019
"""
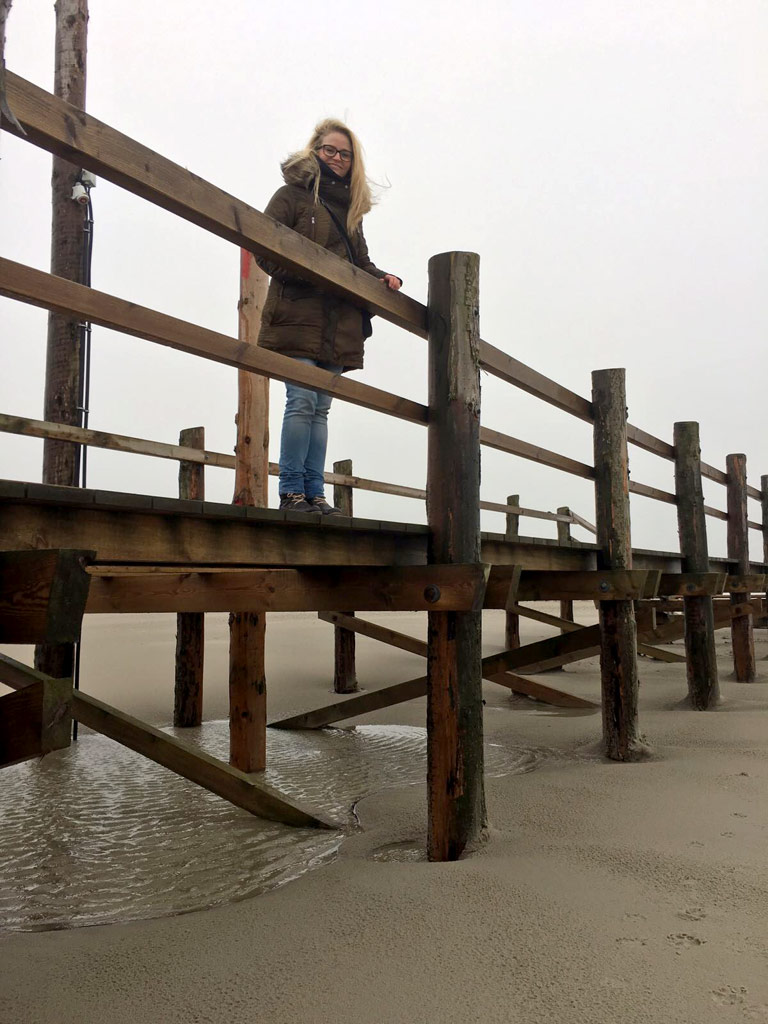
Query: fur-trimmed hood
280 153 320 189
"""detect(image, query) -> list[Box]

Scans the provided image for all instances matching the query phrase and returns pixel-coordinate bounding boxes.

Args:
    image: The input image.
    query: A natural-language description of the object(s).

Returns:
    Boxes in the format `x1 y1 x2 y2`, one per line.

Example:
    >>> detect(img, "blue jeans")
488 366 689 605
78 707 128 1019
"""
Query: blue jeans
279 357 343 498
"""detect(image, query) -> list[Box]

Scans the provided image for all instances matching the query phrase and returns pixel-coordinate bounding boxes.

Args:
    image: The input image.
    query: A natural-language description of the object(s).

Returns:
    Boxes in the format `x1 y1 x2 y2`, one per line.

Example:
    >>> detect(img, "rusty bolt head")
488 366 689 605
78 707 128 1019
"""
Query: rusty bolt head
423 584 441 604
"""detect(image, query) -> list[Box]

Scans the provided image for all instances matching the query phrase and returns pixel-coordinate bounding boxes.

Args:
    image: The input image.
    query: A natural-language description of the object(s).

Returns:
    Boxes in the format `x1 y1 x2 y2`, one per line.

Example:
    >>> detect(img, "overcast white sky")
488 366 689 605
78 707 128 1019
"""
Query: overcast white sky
1 0 766 559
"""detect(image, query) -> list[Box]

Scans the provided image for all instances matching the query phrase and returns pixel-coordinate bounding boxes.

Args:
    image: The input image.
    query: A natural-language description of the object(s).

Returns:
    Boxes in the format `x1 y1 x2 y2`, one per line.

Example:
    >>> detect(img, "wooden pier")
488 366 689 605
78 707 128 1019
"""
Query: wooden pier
2 71 768 861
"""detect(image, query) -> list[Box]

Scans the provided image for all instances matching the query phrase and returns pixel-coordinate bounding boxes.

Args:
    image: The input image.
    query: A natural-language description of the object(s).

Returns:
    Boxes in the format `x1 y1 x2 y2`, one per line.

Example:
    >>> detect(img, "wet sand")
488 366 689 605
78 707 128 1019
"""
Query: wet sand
2 608 768 1023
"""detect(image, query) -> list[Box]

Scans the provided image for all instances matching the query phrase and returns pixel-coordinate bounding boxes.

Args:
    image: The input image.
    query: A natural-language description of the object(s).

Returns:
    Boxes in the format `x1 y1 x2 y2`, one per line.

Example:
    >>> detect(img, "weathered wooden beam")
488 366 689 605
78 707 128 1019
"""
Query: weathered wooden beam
675 423 721 705
483 671 598 708
726 574 766 594
0 259 428 427
42 0 89 493
487 567 658 603
0 655 72 768
507 602 685 664
556 508 575 642
85 564 490 614
504 494 521 651
70 690 338 829
0 413 598 534
726 453 756 681
229 250 270 775
480 425 594 480
657 571 728 597
426 251 485 862
628 480 677 505
332 459 358 694
761 474 768 565
0 412 238 468
174 427 205 728
320 610 598 708
271 623 604 729
592 368 643 761
0 490 428 566
0 548 93 643
2 72 425 337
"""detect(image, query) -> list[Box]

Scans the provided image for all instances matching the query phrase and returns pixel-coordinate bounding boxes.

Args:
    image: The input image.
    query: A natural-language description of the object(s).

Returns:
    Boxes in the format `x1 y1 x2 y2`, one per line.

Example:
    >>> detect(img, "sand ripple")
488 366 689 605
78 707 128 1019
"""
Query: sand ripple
0 723 541 932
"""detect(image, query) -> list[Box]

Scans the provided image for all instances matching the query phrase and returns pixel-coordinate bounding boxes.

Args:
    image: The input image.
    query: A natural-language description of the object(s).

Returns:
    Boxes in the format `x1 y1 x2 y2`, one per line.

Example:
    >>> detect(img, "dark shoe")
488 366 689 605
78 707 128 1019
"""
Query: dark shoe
279 492 315 513
309 495 344 516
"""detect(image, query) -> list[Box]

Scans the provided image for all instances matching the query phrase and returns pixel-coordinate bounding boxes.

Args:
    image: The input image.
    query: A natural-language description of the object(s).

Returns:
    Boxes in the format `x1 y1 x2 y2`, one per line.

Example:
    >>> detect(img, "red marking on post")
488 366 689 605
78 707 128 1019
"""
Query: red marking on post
240 249 252 279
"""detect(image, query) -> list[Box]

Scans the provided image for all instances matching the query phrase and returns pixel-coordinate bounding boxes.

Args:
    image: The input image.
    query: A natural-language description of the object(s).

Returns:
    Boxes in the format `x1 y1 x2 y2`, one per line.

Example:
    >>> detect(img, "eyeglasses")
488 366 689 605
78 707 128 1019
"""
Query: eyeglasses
317 144 353 163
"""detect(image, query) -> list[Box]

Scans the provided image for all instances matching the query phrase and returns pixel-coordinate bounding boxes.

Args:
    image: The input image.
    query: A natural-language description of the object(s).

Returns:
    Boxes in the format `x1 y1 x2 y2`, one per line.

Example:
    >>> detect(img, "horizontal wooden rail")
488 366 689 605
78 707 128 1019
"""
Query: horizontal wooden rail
0 413 597 533
0 413 238 469
0 259 427 426
477 341 593 421
3 74 758 518
479 426 594 479
628 481 676 504
2 72 426 337
85 564 490 613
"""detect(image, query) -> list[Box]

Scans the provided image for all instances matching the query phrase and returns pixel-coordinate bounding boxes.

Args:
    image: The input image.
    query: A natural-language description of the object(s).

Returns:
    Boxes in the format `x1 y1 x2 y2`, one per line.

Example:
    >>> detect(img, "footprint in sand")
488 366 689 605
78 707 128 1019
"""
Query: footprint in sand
721 831 736 838
668 933 706 952
711 985 747 1007
733 812 748 819
615 936 648 947
711 988 768 1019
622 912 647 922
678 907 707 922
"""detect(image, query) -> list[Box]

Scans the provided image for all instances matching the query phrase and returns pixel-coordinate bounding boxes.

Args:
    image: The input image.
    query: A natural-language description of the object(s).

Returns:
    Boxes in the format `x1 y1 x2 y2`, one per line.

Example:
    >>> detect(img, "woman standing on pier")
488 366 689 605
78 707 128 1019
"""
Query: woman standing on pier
257 119 401 515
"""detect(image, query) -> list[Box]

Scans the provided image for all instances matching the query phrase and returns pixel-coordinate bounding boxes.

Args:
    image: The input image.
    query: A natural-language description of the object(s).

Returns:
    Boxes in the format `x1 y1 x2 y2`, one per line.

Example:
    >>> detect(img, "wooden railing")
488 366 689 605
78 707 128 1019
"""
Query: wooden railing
2 69 766 852
0 413 598 537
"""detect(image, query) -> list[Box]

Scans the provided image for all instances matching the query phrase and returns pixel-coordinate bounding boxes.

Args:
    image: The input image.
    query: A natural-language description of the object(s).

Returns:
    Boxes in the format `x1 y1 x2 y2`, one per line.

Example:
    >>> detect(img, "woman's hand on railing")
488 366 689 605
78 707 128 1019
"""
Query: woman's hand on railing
382 274 402 291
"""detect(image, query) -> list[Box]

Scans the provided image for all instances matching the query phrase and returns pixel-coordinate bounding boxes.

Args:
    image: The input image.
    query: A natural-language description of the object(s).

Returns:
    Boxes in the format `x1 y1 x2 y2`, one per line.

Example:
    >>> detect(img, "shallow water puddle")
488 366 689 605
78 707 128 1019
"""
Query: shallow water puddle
0 724 541 932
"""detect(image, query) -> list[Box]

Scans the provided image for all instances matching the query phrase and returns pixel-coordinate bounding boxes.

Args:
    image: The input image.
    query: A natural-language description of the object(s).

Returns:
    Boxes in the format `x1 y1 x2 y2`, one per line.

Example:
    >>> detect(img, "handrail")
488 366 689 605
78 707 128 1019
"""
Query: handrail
0 413 598 534
0 258 428 425
1 72 763 513
2 71 427 336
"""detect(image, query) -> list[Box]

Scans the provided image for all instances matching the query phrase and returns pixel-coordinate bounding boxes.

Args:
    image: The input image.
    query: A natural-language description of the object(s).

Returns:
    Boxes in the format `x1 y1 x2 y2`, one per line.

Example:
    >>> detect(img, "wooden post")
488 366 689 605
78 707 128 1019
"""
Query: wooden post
592 368 644 761
504 494 521 650
42 0 89 487
229 250 269 773
557 507 574 632
726 453 756 681
426 251 486 861
174 426 205 726
35 0 88 683
674 422 720 708
332 458 358 693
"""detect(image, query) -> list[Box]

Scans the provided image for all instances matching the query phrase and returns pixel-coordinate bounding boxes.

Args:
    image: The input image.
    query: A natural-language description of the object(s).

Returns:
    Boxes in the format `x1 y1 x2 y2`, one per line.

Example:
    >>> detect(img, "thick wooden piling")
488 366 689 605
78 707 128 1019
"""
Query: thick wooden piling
761 474 768 566
174 425 205 726
557 507 574 635
332 458 358 693
229 250 269 773
726 453 756 681
673 422 720 708
504 494 521 650
426 251 486 861
591 368 644 760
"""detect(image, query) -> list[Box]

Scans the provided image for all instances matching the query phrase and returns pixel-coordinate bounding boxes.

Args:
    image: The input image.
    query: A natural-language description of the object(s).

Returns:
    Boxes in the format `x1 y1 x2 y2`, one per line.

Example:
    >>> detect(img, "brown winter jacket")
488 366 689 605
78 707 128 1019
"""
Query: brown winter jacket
256 155 389 371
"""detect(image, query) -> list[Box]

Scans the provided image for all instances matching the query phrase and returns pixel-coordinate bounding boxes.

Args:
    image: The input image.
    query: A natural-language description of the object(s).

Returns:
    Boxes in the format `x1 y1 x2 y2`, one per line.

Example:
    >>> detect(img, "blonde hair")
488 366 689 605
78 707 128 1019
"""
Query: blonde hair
282 117 375 234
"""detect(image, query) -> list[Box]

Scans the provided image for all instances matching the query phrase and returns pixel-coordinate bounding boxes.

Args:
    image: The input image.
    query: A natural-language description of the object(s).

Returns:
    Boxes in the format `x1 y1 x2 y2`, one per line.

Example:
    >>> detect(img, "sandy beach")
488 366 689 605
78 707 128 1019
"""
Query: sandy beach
1 608 767 1024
